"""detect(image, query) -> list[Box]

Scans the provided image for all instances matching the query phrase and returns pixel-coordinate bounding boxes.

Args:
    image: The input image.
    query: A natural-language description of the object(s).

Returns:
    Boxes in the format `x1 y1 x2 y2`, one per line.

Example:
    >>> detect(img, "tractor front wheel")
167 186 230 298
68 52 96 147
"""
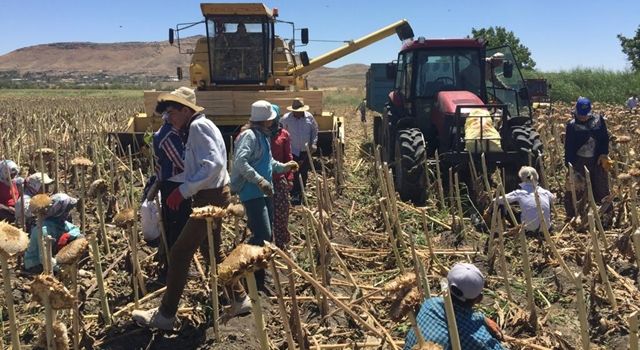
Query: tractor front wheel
394 128 427 205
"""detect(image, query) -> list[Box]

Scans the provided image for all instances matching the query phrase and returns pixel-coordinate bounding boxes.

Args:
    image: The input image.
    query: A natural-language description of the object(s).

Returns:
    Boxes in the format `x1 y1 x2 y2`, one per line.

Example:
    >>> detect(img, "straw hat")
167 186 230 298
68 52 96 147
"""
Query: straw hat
158 87 205 113
286 98 310 112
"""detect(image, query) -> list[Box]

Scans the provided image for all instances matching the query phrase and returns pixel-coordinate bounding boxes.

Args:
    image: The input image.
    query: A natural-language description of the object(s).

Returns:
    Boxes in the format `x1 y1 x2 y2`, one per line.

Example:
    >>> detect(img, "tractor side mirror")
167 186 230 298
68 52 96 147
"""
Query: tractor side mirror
395 22 414 41
176 67 183 81
169 28 175 45
301 28 309 44
386 63 397 80
300 51 310 66
503 61 513 78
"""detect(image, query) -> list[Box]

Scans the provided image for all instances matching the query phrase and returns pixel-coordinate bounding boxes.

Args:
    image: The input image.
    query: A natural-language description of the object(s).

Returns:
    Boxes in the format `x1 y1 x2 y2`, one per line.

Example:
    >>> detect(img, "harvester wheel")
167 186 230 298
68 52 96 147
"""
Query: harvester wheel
393 128 427 205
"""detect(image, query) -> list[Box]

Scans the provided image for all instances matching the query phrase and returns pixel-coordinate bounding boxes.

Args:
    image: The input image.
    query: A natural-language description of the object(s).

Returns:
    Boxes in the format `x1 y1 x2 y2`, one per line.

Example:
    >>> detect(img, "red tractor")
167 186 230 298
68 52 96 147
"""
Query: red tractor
374 38 542 204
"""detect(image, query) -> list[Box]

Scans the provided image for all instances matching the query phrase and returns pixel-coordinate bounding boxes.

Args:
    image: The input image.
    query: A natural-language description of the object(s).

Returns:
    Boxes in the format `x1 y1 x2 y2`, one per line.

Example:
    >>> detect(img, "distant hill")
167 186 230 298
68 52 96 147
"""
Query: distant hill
0 38 366 88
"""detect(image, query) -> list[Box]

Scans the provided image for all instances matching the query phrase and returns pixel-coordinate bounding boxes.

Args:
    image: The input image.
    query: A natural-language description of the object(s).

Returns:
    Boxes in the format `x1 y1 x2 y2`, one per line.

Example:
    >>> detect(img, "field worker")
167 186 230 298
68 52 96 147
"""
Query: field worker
404 263 504 349
151 105 191 284
281 97 318 205
496 166 555 235
269 104 295 250
15 172 54 232
0 160 19 222
24 193 82 273
230 100 298 292
133 87 250 330
627 94 638 113
564 97 611 206
356 98 367 122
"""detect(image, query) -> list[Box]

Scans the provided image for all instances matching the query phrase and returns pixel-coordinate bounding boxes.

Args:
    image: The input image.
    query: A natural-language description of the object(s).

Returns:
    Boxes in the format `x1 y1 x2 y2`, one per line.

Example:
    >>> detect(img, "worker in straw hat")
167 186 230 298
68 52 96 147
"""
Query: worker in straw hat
230 100 298 292
133 87 250 330
404 263 504 349
280 97 318 205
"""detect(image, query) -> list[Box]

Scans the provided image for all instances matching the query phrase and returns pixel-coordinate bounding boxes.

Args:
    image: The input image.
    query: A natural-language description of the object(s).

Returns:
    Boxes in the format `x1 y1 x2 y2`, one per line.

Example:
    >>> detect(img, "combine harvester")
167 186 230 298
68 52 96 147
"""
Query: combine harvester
114 2 413 156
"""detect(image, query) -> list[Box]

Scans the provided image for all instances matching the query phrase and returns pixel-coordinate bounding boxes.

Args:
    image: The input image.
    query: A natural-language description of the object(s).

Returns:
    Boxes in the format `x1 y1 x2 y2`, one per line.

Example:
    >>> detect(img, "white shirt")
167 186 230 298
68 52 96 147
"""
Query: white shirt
497 183 555 232
281 111 318 156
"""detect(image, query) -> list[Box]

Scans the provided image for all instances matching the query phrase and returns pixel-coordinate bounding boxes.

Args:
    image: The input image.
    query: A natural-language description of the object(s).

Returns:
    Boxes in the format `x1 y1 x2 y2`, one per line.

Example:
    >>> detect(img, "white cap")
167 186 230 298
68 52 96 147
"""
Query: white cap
250 100 277 122
447 263 484 301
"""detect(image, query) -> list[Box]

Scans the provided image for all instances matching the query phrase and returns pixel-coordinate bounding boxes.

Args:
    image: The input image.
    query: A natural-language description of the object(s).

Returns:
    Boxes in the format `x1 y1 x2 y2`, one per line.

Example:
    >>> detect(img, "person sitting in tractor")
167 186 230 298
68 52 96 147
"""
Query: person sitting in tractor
0 160 20 223
404 263 504 349
459 52 508 96
23 193 83 273
15 172 54 232
495 166 555 236
281 98 318 206
564 97 611 211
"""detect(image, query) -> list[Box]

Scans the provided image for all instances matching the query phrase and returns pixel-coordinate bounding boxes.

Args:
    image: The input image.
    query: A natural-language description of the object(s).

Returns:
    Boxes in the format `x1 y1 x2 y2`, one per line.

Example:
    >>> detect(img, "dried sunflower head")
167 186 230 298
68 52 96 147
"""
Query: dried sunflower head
113 208 136 228
190 205 227 219
30 275 75 310
70 157 94 168
383 272 417 294
389 287 422 322
218 244 274 283
30 193 53 216
37 321 69 350
0 221 29 258
55 237 89 265
35 148 55 157
88 179 108 197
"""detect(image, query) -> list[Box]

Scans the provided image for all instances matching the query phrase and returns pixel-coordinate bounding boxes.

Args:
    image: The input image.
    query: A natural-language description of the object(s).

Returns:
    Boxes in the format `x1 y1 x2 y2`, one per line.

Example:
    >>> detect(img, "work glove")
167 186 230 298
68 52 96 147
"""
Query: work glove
597 155 613 172
285 161 299 172
484 317 504 341
57 232 72 252
258 178 274 197
166 188 184 210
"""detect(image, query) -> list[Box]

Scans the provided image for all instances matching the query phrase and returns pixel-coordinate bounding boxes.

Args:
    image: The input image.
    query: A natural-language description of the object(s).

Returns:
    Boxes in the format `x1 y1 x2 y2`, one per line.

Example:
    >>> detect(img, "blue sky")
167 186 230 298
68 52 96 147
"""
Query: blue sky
2 0 639 71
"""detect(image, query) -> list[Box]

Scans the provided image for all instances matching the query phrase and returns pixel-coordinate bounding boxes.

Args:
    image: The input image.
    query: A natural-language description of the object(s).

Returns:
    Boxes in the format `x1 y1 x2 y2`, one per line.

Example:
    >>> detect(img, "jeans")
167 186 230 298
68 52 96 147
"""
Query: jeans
243 196 274 246
564 155 610 217
160 186 246 317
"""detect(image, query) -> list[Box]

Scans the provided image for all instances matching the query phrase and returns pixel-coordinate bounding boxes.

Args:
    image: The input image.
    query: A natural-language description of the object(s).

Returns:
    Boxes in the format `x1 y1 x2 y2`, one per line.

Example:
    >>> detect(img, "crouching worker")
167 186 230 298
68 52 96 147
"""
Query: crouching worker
24 193 82 273
230 100 298 291
404 263 504 349
495 166 555 236
0 160 19 223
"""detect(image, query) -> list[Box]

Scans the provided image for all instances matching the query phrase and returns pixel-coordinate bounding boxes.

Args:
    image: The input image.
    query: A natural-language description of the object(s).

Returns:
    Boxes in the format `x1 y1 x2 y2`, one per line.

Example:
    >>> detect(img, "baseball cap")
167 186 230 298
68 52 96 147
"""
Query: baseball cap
447 263 485 301
575 97 591 116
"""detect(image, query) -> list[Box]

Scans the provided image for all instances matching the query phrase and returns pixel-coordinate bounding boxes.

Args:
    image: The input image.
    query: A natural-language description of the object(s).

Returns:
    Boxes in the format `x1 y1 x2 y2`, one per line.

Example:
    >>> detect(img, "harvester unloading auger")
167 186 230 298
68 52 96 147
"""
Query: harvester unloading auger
113 3 414 156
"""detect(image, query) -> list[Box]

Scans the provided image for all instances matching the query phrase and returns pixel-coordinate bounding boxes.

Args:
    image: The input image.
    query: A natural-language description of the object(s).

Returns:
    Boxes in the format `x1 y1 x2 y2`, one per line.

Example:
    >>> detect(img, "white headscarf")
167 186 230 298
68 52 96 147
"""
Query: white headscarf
47 193 78 220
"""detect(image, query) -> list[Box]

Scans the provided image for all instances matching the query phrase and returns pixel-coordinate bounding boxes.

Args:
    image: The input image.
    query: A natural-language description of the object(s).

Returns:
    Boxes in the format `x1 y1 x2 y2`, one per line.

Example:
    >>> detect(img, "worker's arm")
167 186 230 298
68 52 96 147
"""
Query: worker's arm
233 130 267 185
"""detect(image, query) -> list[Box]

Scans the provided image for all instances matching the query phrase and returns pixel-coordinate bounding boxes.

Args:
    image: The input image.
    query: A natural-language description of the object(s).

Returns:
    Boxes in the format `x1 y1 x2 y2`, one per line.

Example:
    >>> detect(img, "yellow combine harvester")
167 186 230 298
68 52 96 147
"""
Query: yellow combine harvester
116 3 413 154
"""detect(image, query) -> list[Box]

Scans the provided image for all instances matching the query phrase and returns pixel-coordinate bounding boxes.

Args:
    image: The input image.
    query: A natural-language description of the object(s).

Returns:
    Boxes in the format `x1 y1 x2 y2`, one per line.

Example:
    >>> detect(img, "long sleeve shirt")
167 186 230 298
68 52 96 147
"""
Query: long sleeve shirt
0 181 18 207
564 113 609 165
25 219 81 269
271 128 293 182
178 113 229 198
404 297 503 350
496 183 555 232
153 122 186 182
280 111 318 156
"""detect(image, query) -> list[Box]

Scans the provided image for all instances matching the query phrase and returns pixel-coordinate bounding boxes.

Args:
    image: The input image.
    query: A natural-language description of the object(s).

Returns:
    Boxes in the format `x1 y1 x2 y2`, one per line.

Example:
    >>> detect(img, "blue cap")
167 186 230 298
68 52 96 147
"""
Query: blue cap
575 97 591 116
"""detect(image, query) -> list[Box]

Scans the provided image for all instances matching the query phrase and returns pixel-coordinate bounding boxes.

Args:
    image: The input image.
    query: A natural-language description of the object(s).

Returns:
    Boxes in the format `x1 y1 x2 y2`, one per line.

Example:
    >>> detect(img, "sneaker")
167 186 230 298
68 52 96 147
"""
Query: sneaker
228 296 252 317
132 307 175 331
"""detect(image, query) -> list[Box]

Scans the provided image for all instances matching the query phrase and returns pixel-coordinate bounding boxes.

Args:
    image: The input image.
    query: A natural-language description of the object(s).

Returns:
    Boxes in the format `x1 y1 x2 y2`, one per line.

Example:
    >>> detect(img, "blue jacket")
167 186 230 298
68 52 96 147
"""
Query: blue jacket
25 219 81 269
564 113 609 165
153 122 186 182
230 127 287 200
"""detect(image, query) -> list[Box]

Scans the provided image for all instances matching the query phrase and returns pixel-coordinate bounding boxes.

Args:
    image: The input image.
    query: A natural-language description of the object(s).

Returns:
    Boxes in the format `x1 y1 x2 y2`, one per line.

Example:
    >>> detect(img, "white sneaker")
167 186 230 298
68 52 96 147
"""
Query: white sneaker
228 296 252 317
132 307 175 330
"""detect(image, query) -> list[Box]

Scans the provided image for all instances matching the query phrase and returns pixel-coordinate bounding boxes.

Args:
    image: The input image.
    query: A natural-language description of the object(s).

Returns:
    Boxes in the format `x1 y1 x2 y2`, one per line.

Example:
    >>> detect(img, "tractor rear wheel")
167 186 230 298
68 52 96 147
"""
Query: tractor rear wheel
394 128 427 205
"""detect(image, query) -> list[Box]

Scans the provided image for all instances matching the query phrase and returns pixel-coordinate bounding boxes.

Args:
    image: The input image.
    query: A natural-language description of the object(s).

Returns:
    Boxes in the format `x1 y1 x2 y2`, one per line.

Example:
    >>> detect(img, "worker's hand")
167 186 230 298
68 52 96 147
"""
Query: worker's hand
597 155 613 172
484 317 504 341
285 161 299 172
258 179 274 197
166 188 184 210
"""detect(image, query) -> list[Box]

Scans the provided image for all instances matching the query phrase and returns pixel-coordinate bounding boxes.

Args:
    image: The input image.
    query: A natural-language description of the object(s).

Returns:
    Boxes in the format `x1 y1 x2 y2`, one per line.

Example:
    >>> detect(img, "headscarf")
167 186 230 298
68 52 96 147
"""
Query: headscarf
25 173 49 196
0 160 18 185
270 104 283 138
46 193 78 220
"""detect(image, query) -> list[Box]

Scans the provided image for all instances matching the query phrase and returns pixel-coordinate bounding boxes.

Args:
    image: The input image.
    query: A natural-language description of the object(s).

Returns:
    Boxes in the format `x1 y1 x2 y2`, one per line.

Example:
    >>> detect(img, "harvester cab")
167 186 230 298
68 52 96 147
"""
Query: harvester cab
375 38 541 204
115 3 413 157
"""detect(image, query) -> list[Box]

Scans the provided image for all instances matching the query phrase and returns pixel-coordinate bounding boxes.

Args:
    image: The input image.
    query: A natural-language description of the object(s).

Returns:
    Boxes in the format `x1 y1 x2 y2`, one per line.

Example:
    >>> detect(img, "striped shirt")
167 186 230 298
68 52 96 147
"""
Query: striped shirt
281 111 318 156
153 122 186 182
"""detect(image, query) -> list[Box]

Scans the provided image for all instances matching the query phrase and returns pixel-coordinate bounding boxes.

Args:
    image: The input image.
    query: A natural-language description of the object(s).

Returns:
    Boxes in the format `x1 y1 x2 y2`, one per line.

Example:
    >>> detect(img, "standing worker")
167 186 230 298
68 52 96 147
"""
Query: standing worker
151 106 191 284
626 94 638 113
564 97 611 214
133 87 250 330
356 98 367 122
281 97 318 205
230 100 298 291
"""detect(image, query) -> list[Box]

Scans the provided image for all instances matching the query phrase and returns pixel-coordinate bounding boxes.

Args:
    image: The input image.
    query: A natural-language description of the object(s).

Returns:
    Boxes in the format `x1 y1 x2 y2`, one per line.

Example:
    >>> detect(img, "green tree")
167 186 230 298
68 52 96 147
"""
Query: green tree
470 26 536 69
618 26 640 71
